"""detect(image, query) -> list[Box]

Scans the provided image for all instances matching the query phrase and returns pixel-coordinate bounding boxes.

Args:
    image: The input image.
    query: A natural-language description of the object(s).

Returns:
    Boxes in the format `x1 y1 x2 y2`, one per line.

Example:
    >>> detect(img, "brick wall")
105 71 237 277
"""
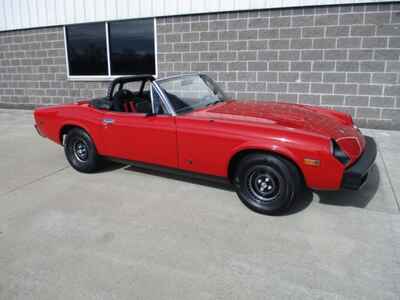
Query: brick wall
157 2 400 129
0 2 399 129
0 27 109 108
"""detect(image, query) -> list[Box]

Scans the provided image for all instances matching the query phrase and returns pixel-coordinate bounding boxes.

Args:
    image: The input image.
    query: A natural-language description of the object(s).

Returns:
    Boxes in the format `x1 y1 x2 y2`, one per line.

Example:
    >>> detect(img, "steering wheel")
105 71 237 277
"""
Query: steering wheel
114 89 135 101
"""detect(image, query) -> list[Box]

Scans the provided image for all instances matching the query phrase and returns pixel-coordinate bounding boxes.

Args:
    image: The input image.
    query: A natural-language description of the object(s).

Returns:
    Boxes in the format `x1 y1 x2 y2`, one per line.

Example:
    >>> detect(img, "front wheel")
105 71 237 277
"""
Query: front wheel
234 153 302 215
64 128 102 173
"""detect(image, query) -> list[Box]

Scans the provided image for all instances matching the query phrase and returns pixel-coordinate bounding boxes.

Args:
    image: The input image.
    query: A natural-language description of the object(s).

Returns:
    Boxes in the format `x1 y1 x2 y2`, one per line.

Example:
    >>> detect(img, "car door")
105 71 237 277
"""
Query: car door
175 116 243 177
100 85 178 168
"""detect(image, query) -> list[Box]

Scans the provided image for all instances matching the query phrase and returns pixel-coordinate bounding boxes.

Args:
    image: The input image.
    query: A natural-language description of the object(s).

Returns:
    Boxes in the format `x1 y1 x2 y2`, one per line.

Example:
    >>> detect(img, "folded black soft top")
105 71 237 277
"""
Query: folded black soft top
89 97 112 111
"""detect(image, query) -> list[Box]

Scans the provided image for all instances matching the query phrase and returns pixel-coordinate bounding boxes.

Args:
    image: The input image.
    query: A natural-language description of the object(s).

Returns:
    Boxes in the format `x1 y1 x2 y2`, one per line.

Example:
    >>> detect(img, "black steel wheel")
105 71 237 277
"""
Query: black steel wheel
64 128 102 173
72 139 89 162
234 153 301 215
247 165 283 203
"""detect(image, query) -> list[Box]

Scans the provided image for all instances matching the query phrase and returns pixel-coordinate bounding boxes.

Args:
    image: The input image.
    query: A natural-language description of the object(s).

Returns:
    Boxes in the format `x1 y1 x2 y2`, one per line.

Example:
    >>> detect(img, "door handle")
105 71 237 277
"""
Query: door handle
103 118 114 125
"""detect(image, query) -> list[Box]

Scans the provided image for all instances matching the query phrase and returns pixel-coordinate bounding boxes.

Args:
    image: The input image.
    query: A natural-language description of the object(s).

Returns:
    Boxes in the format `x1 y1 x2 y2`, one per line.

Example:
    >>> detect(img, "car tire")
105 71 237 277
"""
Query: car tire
64 128 102 173
234 153 301 215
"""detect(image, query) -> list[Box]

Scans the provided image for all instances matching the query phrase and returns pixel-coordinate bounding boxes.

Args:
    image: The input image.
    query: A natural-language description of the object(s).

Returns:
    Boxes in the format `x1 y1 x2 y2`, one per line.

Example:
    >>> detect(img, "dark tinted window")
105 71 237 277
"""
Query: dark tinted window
66 23 108 76
109 19 155 75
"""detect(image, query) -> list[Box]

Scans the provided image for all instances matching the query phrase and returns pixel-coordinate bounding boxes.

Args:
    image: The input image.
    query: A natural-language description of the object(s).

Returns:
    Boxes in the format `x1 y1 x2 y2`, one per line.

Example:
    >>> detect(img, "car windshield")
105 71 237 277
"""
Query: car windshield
156 74 226 114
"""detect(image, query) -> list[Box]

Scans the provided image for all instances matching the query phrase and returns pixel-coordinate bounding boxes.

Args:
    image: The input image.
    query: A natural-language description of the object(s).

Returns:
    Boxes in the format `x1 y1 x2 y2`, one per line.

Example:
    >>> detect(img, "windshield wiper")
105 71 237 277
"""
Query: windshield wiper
206 99 224 107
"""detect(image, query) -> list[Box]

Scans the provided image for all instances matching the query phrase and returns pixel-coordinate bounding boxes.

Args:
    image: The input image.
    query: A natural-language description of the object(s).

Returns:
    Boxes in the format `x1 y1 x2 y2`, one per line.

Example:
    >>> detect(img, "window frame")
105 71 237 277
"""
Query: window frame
150 82 175 116
64 18 158 81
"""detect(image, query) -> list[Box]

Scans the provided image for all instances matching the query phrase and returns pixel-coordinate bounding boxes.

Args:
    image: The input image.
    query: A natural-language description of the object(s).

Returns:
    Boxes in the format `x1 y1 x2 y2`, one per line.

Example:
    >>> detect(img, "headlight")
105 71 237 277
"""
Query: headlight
331 139 350 165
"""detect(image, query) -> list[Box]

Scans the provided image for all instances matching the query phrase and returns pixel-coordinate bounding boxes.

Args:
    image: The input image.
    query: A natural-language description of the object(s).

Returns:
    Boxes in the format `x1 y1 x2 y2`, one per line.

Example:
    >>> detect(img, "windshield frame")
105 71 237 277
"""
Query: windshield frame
154 73 227 115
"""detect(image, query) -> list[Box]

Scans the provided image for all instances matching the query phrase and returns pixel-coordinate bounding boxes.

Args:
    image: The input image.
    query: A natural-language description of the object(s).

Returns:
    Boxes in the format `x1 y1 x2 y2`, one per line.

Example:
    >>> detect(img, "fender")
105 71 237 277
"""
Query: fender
58 120 91 142
225 141 301 177
224 136 340 190
58 119 106 153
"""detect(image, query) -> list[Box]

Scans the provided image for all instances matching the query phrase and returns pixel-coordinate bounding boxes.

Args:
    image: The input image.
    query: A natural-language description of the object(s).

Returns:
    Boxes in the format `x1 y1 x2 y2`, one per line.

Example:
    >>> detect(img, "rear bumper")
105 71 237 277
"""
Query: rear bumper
341 136 377 190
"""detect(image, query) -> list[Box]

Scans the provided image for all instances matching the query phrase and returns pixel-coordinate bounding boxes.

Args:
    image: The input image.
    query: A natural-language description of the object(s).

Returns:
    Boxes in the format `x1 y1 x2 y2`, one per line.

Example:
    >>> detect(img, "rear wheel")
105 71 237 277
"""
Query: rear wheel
234 153 301 215
64 128 102 173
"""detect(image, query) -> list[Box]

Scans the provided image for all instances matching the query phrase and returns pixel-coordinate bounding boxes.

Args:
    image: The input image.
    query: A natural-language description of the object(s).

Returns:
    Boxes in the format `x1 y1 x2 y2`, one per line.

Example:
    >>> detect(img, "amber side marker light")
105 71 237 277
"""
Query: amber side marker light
303 158 320 166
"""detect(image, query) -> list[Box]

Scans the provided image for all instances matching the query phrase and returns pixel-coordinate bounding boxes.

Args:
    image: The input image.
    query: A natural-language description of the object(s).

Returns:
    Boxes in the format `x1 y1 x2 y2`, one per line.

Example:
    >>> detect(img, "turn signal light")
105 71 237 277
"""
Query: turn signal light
304 158 320 166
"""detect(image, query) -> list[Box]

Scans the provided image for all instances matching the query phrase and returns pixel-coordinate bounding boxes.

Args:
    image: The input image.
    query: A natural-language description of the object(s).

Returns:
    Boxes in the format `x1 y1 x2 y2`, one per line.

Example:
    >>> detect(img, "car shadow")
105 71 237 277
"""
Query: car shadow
123 163 316 214
123 164 235 192
96 161 313 214
124 164 315 215
315 163 380 209
284 188 314 215
96 161 379 214
94 161 128 173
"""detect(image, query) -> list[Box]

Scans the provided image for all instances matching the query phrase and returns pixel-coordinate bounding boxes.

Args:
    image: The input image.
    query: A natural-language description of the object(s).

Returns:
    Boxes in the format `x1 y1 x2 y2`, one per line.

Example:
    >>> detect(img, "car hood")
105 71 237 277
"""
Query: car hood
190 100 365 161
192 100 350 138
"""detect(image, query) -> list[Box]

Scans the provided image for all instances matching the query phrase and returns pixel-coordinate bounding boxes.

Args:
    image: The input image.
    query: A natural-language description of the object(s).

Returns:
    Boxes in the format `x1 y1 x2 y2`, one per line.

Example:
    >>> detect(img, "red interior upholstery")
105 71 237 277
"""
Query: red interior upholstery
123 100 137 113
129 102 136 112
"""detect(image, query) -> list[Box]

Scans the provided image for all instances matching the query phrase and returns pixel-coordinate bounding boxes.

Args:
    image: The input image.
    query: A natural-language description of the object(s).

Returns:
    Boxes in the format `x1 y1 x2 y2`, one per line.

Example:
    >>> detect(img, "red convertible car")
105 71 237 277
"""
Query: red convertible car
34 74 377 214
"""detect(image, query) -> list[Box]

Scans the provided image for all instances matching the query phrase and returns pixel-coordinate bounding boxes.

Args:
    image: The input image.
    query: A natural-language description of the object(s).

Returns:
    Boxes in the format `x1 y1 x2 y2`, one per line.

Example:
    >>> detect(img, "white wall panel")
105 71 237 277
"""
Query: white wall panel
36 0 46 27
153 0 165 17
0 1 4 30
235 0 251 11
176 0 192 15
106 0 118 21
268 0 284 9
94 0 107 22
0 0 394 32
64 0 75 24
220 0 235 11
191 0 206 14
140 0 153 18
46 0 57 26
85 0 97 22
164 0 178 16
4 0 13 30
74 0 86 23
15 0 23 28
204 0 220 12
128 0 140 19
29 0 37 28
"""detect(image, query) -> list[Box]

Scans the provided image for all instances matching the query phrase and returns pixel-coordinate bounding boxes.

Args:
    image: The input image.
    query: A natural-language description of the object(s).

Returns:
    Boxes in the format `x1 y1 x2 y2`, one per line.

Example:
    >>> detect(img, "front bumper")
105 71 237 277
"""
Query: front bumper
341 135 377 190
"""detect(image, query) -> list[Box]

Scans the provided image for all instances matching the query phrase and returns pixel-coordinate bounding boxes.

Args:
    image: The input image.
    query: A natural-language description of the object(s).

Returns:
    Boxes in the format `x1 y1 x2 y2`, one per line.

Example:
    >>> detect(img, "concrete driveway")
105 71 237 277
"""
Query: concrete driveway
0 109 399 300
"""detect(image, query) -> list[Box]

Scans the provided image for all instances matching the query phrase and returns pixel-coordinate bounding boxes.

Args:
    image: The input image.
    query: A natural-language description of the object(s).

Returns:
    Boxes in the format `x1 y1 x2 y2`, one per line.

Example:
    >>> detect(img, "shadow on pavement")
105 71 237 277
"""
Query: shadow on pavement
94 161 127 173
95 161 380 213
99 162 380 215
124 164 235 192
315 163 380 209
97 161 315 214
285 188 314 215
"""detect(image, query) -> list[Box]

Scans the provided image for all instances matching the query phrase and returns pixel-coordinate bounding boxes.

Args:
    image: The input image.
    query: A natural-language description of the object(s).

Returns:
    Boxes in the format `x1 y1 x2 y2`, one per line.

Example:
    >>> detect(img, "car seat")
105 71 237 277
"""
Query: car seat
112 89 137 112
